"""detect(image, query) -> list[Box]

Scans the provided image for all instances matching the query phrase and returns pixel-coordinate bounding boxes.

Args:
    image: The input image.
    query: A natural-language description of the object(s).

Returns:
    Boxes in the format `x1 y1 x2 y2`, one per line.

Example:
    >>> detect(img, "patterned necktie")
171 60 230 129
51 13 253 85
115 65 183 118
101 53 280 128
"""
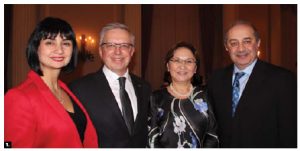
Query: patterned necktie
232 72 245 117
118 77 134 135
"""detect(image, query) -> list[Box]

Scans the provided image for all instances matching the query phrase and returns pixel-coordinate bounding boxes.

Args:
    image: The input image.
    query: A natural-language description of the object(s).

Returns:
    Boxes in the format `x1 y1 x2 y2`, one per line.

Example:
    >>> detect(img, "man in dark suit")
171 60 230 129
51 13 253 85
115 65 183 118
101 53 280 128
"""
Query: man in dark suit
207 20 296 148
69 23 151 148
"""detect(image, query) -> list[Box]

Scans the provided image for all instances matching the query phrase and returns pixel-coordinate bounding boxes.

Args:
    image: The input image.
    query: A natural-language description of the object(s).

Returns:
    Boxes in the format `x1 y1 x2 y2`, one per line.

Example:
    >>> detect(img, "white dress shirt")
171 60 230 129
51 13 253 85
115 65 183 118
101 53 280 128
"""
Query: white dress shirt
102 65 138 120
232 59 257 100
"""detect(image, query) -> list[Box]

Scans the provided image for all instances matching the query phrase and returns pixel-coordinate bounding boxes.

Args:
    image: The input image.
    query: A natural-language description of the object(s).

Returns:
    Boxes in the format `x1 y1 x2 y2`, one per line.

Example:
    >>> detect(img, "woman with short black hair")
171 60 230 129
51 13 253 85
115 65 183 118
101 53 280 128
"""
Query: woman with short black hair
5 17 98 148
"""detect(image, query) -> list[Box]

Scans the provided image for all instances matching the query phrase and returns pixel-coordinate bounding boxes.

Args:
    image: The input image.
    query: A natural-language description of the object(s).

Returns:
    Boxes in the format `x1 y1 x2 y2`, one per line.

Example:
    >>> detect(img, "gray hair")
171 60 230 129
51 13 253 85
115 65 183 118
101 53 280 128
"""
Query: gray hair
223 20 260 44
99 22 135 46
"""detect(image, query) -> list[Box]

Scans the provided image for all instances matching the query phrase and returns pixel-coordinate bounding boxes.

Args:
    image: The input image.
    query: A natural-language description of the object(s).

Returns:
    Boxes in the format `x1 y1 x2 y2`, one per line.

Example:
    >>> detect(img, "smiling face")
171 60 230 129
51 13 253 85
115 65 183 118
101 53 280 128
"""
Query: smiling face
99 28 135 76
167 47 197 84
37 34 73 73
225 24 261 70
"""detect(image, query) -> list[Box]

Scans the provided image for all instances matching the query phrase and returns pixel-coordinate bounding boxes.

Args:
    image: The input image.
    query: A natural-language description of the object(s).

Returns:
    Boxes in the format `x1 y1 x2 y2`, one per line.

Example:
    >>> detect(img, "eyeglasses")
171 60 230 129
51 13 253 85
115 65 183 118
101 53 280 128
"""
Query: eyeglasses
169 58 196 66
101 42 133 51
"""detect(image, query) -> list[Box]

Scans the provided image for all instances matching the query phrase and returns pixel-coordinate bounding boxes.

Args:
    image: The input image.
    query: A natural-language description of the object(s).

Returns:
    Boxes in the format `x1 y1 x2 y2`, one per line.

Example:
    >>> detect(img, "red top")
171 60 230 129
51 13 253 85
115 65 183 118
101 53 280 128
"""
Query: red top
5 70 98 148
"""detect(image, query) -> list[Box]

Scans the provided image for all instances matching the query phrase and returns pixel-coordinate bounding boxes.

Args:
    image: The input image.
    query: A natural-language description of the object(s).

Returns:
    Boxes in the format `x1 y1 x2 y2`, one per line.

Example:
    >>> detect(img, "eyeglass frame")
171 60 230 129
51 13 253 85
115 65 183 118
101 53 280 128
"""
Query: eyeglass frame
100 42 134 51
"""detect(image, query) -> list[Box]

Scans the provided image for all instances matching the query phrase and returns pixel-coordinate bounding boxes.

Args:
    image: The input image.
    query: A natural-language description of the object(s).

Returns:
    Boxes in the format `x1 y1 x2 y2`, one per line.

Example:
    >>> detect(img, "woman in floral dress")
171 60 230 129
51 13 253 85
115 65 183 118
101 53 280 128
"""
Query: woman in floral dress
148 41 219 148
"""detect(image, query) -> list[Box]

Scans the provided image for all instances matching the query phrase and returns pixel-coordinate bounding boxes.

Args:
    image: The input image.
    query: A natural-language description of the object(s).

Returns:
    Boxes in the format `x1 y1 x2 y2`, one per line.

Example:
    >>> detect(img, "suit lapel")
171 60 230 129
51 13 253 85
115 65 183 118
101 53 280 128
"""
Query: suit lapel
28 71 81 142
96 70 127 126
236 60 267 115
29 71 71 119
130 74 144 130
224 66 235 119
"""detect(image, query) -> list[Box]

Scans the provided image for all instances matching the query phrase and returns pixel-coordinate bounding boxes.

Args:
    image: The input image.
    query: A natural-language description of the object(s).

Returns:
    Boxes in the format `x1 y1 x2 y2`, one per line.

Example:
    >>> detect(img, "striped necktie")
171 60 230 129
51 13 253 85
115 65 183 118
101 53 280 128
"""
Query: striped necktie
232 72 245 117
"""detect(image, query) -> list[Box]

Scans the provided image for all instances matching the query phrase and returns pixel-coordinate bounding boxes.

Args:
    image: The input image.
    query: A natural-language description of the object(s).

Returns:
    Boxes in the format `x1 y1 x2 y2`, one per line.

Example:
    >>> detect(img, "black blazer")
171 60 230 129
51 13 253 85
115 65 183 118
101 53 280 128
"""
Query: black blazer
207 60 297 148
69 69 151 148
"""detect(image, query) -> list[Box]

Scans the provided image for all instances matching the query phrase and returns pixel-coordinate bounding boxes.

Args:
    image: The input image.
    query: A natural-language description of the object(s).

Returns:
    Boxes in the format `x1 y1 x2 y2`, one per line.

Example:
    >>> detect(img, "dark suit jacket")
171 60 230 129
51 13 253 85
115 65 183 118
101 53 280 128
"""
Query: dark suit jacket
5 70 98 148
207 60 297 148
69 69 151 148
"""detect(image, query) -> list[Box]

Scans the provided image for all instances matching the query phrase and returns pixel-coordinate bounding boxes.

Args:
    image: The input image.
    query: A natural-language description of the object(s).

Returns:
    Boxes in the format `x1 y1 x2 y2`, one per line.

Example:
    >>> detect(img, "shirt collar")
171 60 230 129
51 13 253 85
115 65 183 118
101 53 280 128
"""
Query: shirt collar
103 65 131 82
233 59 257 76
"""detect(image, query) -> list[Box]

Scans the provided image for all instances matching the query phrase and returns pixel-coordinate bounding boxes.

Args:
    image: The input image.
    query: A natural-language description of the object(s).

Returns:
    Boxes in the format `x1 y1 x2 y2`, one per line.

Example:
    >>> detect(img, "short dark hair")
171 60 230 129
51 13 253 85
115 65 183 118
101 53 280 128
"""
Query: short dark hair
164 41 202 86
223 20 260 44
26 17 78 76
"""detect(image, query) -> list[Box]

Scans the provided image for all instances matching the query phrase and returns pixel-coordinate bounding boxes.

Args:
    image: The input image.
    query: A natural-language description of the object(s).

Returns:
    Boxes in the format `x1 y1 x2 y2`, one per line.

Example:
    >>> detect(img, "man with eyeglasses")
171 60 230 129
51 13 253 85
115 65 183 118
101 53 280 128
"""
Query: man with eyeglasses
69 22 151 148
207 20 296 147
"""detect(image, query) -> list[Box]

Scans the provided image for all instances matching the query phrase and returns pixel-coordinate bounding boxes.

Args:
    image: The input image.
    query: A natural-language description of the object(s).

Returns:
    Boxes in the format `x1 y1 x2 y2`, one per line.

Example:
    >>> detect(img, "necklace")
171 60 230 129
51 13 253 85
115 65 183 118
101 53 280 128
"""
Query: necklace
57 87 65 104
169 83 193 97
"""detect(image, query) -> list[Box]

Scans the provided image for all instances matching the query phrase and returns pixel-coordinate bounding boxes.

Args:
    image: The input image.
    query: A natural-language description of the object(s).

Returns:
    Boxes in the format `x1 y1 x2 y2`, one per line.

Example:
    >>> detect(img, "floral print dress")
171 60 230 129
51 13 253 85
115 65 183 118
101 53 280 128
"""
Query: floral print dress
148 86 219 148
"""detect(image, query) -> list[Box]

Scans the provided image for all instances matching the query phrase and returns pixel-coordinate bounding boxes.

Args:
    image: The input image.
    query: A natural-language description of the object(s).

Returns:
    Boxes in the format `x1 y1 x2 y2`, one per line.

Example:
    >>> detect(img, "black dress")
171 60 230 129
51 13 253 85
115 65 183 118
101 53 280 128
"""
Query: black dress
67 97 87 143
148 86 219 148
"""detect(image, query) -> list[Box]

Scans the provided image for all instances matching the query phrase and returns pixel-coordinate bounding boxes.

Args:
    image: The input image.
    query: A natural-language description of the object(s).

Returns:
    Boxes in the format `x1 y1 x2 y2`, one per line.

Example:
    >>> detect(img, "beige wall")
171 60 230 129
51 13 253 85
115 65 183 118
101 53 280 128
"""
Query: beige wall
6 4 297 90
223 4 296 73
7 4 141 88
143 5 202 89
144 4 297 90
8 5 36 90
